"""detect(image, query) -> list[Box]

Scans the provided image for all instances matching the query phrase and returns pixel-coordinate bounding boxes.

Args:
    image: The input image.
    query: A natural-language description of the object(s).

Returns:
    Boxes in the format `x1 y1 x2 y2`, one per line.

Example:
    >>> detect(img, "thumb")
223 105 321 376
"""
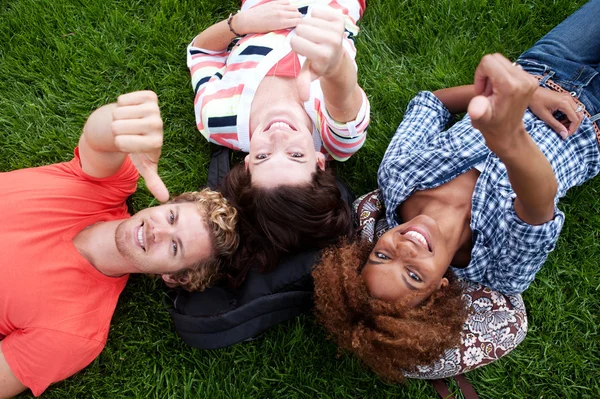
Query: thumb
468 95 493 124
141 168 170 203
296 60 315 102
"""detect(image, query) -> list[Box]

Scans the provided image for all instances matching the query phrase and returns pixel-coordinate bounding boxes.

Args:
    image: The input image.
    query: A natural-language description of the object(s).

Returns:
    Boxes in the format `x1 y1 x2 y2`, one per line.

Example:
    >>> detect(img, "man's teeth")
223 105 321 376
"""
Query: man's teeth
137 228 145 250
405 231 428 248
270 122 291 130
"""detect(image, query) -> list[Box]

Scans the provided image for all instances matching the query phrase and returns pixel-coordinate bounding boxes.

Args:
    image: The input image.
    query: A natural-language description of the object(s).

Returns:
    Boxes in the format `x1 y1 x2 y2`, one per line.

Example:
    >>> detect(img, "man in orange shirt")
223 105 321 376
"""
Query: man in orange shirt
0 91 238 397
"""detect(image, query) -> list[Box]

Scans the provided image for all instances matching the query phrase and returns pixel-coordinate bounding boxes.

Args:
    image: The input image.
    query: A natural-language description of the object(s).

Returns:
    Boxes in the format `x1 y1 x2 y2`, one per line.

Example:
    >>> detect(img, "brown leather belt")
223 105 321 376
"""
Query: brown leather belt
533 74 600 143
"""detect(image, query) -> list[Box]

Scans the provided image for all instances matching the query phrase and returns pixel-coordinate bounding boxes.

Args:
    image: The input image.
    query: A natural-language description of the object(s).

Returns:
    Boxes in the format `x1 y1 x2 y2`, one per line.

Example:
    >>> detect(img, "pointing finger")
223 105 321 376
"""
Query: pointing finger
141 168 170 203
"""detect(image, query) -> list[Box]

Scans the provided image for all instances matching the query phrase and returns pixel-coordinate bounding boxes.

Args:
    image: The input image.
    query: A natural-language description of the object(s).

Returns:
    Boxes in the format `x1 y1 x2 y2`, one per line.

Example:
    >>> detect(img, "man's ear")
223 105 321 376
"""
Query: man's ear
244 154 250 171
162 274 189 288
316 152 326 171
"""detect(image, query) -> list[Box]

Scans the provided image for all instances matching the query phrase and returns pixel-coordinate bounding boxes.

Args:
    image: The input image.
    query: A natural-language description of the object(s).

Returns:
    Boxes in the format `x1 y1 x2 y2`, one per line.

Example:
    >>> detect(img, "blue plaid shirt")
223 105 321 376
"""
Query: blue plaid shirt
378 91 600 294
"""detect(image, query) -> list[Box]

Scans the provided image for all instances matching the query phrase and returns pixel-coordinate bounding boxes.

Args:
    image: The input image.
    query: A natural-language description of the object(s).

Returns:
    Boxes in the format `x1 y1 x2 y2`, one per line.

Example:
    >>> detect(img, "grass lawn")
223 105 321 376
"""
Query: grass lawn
1 0 598 397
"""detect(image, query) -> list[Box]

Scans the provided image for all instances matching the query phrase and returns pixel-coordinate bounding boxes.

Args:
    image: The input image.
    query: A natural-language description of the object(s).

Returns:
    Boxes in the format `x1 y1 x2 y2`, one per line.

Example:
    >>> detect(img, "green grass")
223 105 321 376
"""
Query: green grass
1 0 598 397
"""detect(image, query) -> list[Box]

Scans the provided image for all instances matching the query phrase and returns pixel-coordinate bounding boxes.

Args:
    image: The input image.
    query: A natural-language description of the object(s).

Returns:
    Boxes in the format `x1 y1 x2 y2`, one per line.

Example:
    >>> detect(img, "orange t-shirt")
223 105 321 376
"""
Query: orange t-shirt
0 148 138 396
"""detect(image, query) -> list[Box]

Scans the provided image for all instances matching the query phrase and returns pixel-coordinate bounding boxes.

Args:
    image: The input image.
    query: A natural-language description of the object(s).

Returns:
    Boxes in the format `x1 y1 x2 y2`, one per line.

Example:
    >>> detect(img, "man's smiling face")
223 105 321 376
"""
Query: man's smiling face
114 202 213 275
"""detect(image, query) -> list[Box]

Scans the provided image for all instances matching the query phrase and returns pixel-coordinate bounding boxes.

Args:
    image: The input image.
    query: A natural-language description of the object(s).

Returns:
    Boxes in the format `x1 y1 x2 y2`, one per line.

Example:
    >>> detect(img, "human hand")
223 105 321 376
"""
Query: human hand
291 6 346 101
467 54 539 156
529 86 583 139
234 0 302 35
111 91 169 203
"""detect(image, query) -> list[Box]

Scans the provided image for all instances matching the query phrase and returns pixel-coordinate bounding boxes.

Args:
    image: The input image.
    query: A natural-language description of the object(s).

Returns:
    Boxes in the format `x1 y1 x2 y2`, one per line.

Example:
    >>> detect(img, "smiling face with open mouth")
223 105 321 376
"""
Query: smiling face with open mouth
246 107 325 188
114 202 213 275
361 214 451 307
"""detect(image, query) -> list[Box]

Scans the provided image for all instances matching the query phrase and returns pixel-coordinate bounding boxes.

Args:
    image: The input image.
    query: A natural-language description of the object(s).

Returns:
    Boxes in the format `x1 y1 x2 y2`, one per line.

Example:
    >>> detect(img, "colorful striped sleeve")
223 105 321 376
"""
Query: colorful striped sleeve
317 88 370 161
187 40 230 140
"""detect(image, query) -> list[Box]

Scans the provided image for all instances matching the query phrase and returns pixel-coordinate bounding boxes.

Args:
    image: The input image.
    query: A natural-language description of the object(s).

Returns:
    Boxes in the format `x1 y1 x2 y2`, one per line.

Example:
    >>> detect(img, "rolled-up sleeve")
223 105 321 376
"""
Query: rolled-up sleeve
378 91 452 226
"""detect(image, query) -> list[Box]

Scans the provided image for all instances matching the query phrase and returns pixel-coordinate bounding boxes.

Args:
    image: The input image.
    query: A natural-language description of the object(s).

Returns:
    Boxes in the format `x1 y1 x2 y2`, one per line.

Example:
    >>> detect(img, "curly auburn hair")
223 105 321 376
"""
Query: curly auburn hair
312 240 469 382
164 189 239 291
219 163 352 287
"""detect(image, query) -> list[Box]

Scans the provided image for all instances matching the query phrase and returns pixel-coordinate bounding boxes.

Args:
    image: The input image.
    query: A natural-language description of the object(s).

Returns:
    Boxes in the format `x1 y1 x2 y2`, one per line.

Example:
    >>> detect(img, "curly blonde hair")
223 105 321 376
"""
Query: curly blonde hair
164 189 239 291
313 240 469 382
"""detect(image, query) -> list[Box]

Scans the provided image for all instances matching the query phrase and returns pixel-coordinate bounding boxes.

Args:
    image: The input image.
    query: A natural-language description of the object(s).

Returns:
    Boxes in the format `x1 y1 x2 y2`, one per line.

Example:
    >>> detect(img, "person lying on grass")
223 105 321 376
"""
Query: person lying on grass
314 190 528 380
187 0 369 285
0 91 238 398
313 0 600 380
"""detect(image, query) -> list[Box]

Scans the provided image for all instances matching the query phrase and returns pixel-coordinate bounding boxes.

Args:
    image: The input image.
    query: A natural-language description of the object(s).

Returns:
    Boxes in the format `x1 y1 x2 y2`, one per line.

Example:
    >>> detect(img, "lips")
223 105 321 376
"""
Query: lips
265 120 297 132
402 227 432 252
136 222 146 251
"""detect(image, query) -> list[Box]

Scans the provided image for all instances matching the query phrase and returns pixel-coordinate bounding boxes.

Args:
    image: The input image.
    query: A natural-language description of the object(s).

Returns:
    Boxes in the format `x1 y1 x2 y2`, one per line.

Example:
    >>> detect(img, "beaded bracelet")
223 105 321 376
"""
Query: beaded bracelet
227 11 243 37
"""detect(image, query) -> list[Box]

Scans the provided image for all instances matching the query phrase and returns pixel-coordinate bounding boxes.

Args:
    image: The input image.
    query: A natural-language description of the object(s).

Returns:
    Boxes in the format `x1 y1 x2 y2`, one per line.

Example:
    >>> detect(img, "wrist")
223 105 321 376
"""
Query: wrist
490 125 531 160
228 11 245 37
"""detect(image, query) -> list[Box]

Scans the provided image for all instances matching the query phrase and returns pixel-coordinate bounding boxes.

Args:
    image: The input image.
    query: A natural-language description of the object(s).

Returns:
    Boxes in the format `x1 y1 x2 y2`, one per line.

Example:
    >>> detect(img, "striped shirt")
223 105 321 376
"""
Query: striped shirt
187 0 369 161
378 91 600 294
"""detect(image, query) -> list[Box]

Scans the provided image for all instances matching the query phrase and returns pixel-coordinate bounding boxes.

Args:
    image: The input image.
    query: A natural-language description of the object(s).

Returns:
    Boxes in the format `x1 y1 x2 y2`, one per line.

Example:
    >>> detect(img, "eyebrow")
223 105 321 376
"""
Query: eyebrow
252 157 308 165
174 205 185 258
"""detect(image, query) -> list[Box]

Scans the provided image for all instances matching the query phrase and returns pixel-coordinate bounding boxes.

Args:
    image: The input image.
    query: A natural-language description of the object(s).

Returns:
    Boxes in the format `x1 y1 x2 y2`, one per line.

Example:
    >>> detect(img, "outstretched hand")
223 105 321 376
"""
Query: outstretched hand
234 0 302 35
468 53 539 156
291 6 346 102
111 91 169 203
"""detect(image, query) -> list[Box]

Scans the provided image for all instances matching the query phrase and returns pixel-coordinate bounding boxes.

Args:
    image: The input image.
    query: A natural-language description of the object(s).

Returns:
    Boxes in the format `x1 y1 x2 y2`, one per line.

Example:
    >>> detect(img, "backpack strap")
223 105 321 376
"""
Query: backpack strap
207 145 231 190
429 375 479 399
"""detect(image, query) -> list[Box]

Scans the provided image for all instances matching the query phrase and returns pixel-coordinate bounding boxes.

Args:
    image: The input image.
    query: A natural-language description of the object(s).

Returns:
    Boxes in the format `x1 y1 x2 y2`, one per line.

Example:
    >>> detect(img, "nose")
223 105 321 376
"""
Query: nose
394 235 418 258
151 220 173 242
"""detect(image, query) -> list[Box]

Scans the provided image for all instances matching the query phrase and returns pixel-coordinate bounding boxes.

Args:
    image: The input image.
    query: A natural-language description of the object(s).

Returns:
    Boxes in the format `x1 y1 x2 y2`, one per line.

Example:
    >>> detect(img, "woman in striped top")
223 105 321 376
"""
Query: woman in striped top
187 0 369 283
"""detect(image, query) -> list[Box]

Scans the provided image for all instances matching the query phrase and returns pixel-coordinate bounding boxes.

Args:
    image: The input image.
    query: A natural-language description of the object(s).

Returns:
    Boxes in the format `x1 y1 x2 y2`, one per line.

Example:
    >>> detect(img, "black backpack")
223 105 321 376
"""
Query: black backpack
165 146 354 350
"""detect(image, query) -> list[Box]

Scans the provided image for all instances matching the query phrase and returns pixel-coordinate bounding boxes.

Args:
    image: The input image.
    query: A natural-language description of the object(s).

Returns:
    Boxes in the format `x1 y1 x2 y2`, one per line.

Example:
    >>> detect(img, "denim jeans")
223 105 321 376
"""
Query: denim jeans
516 0 600 128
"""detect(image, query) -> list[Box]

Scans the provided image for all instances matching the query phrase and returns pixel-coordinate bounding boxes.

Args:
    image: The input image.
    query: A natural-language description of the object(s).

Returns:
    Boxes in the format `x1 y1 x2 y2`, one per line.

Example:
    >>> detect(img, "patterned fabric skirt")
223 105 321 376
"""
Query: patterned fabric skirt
353 190 528 379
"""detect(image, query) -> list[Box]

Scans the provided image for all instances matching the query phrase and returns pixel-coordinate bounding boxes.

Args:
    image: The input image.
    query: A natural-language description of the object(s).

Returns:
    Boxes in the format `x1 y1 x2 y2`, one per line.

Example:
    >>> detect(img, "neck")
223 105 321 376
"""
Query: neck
400 197 472 266
73 219 135 277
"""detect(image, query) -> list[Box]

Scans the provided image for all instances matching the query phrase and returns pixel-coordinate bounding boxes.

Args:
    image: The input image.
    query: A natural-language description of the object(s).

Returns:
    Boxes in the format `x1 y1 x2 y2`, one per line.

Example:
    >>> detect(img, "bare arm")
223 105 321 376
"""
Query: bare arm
78 90 169 202
192 0 302 51
191 20 237 51
434 83 584 139
0 342 27 399
468 54 557 225
319 51 363 122
433 85 476 114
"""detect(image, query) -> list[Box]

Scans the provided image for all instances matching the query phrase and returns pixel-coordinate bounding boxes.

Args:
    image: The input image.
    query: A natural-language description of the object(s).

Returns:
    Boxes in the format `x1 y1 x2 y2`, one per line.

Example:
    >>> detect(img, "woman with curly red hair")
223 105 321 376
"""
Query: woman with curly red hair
314 0 600 379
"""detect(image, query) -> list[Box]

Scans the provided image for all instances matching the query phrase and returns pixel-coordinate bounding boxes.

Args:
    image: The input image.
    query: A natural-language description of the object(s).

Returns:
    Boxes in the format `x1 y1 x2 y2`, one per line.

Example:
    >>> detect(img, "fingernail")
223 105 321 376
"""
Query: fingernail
559 130 568 140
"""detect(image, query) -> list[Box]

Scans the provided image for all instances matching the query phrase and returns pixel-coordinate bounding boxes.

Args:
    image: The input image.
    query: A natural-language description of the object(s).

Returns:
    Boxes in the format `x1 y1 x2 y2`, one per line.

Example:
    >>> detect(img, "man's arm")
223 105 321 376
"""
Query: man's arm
78 90 169 202
468 53 557 225
0 342 27 399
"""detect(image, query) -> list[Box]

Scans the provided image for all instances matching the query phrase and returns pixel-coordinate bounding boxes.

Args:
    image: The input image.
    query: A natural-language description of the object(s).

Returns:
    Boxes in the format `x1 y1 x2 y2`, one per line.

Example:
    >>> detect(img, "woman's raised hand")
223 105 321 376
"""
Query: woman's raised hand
291 6 347 101
234 0 302 35
529 86 584 139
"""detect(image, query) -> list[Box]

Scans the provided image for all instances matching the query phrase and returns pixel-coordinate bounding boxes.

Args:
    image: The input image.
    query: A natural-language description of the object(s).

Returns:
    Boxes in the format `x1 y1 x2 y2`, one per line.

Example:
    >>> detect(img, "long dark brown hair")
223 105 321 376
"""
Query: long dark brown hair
219 163 352 286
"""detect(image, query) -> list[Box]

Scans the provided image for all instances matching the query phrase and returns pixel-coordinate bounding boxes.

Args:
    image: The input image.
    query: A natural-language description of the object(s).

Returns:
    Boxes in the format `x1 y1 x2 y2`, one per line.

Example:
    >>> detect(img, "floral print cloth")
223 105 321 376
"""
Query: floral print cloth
353 190 528 379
